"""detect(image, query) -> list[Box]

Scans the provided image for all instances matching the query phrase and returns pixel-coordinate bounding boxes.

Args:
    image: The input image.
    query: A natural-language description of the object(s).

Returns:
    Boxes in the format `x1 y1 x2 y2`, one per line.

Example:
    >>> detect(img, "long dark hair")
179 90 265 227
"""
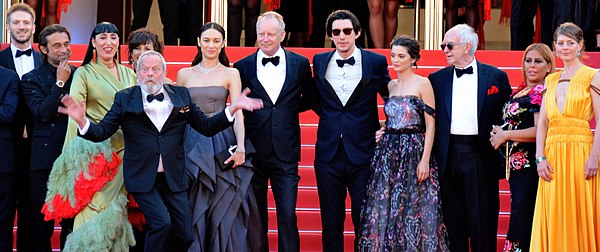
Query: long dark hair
191 22 230 67
82 22 120 66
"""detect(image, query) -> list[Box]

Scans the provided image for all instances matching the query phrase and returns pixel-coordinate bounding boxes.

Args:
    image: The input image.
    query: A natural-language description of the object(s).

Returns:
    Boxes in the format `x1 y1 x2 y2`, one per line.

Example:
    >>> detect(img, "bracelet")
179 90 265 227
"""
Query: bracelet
535 156 547 164
235 148 245 154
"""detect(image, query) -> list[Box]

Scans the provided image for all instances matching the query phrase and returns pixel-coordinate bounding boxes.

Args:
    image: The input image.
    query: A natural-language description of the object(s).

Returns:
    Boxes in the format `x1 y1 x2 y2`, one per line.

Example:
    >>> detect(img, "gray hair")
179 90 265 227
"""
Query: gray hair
256 11 286 34
136 50 167 73
446 24 478 56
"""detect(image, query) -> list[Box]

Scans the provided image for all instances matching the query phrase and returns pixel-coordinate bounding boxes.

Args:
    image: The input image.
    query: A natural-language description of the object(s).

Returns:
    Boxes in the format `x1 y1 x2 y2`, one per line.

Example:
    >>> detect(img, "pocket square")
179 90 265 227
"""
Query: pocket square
487 85 499 95
179 106 190 113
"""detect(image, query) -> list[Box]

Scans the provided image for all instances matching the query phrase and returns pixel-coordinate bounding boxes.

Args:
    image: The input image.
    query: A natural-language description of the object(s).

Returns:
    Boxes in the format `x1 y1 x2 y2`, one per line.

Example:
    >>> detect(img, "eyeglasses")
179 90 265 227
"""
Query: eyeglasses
440 42 467 51
332 28 353 36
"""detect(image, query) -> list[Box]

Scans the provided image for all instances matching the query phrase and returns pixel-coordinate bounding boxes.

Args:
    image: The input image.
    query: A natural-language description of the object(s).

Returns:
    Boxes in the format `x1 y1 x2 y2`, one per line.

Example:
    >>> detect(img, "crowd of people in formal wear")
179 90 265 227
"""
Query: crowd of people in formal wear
1 2 600 252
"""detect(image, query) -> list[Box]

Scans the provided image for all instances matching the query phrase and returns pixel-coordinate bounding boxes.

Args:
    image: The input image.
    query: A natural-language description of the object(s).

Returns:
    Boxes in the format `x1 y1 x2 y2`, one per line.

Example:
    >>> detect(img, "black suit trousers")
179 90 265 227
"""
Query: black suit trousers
131 0 179 45
0 173 15 252
251 151 300 252
440 135 499 252
510 0 554 50
131 173 193 252
314 143 369 252
29 170 73 252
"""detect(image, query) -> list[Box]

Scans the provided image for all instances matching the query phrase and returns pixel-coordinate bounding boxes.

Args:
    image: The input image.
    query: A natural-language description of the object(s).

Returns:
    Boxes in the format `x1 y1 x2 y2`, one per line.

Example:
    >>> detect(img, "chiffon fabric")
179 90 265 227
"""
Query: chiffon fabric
530 66 600 251
184 86 263 252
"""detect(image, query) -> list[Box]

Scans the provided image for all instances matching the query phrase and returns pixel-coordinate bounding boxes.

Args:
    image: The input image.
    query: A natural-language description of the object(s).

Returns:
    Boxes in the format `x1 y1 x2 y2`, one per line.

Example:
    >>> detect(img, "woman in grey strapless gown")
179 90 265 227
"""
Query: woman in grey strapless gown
176 22 264 252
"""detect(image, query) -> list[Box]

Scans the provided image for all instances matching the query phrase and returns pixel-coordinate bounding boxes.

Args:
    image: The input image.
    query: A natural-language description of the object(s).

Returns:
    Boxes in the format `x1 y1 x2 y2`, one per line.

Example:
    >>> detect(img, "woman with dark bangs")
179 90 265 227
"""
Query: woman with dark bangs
43 22 137 250
127 28 173 85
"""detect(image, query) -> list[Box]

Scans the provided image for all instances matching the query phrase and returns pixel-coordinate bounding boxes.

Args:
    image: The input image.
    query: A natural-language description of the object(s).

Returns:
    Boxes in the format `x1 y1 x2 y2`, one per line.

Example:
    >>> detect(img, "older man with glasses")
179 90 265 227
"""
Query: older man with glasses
428 24 512 252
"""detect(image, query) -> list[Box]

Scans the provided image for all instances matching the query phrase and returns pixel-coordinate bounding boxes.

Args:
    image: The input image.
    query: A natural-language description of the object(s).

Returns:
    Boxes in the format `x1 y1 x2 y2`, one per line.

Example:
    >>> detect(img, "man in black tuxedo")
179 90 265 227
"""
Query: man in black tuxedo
21 24 76 252
311 10 390 252
234 11 313 252
62 51 263 252
0 66 20 252
131 0 179 45
0 3 41 251
428 24 511 252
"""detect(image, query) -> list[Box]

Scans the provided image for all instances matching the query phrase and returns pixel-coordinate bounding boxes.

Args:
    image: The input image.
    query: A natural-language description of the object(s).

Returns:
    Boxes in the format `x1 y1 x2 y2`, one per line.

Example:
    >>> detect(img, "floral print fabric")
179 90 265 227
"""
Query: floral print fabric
358 96 449 251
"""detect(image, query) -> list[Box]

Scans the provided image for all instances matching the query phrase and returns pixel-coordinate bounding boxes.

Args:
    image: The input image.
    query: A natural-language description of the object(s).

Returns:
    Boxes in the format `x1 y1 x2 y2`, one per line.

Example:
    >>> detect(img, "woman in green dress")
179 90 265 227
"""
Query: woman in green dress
43 22 137 251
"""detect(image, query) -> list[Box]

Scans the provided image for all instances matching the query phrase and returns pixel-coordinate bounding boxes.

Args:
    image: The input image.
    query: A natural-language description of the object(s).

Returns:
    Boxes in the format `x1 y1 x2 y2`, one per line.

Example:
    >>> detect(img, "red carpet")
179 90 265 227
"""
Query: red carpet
7 44 599 251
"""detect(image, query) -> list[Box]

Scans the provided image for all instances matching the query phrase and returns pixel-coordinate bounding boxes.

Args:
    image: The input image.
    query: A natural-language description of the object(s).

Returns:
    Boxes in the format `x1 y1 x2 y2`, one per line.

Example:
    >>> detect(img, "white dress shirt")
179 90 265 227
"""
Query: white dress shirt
10 44 35 79
451 58 479 135
257 47 286 103
325 46 362 106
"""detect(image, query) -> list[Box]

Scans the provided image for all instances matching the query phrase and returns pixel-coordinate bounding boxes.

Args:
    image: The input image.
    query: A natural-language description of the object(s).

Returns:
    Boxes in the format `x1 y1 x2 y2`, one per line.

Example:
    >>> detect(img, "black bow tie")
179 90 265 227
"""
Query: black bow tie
262 56 280 66
15 48 32 58
146 93 164 102
455 66 474 78
336 57 355 68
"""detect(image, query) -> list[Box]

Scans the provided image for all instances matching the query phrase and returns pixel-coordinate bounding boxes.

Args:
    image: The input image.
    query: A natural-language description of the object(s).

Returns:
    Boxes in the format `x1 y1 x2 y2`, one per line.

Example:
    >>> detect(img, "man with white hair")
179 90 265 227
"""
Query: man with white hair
61 51 264 252
428 24 511 252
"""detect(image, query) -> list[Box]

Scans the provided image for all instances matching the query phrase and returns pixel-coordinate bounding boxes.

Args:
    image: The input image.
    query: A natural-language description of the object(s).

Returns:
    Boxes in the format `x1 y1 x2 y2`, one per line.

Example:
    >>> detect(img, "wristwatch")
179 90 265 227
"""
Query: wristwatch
56 80 65 88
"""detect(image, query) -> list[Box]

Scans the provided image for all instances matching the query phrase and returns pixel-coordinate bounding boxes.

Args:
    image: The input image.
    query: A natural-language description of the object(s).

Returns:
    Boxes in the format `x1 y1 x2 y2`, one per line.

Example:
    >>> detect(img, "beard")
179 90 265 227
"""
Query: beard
10 30 32 44
139 78 163 94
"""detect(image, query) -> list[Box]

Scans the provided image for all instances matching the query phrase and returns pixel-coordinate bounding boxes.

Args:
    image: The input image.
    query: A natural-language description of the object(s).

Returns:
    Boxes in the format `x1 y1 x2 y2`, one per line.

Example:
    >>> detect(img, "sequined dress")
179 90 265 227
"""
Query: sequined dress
358 95 450 251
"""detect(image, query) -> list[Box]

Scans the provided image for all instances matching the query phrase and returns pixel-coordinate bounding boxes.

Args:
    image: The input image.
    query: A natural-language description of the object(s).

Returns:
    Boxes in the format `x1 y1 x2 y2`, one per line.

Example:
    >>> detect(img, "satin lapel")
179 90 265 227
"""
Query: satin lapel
345 49 371 106
1 49 16 71
33 51 41 67
162 84 183 132
477 62 489 117
130 86 158 132
277 49 296 104
444 67 454 119
247 51 273 105
318 51 343 107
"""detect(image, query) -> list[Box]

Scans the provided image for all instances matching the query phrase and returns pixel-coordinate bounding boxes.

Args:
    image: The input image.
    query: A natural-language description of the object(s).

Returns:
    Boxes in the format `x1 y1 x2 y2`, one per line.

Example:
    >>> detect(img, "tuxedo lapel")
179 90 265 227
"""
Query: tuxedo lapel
130 86 158 132
33 51 42 68
162 84 184 132
317 51 343 107
345 49 372 106
444 67 454 119
247 51 273 105
476 62 489 117
0 49 16 71
277 49 296 104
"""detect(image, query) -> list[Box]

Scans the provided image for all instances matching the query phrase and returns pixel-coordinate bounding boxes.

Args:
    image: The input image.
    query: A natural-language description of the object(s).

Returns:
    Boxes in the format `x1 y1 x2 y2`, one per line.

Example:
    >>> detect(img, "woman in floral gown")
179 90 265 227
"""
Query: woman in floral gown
489 43 555 252
357 35 449 251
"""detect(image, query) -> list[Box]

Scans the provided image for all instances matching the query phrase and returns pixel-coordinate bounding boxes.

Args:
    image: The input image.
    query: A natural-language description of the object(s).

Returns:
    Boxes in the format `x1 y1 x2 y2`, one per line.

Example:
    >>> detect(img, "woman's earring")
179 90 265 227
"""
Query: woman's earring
555 51 559 57
577 50 581 57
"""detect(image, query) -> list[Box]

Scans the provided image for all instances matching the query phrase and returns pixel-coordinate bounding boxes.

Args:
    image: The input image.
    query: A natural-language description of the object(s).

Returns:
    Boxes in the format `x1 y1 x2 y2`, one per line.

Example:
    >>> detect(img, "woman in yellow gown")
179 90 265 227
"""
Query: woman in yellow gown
43 22 137 251
532 22 600 251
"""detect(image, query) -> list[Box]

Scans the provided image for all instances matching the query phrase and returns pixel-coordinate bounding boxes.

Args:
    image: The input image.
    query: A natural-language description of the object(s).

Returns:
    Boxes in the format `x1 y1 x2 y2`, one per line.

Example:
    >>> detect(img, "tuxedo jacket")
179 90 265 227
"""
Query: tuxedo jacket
312 49 390 165
0 66 20 173
81 84 232 193
429 62 512 178
234 48 313 162
0 47 42 142
21 62 76 171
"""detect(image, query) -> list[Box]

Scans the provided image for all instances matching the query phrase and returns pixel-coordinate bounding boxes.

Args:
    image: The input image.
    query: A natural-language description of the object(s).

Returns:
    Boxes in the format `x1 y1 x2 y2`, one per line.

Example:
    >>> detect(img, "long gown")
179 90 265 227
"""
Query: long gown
530 66 600 251
184 86 264 252
44 61 137 251
358 95 450 251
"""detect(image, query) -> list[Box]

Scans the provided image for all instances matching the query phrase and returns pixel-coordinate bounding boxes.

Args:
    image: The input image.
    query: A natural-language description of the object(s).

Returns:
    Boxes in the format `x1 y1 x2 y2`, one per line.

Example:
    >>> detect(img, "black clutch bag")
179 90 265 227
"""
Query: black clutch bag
215 140 256 170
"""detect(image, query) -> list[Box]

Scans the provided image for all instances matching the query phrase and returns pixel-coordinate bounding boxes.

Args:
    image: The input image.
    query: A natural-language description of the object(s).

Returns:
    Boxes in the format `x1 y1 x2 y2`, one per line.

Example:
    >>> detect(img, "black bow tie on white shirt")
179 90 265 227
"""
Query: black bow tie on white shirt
15 48 32 58
146 93 165 102
336 56 355 68
262 56 280 66
455 66 473 78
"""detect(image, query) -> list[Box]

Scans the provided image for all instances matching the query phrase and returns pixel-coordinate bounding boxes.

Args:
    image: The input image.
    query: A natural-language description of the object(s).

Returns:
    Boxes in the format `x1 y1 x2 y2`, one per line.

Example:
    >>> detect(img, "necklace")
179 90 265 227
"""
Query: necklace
196 64 220 75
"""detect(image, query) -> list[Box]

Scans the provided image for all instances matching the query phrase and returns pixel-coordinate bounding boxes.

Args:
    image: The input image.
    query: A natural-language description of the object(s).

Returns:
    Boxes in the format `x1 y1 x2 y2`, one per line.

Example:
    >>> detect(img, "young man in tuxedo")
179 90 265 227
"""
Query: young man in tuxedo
21 24 76 251
62 51 263 252
311 10 390 252
234 11 313 252
0 3 41 251
428 24 511 252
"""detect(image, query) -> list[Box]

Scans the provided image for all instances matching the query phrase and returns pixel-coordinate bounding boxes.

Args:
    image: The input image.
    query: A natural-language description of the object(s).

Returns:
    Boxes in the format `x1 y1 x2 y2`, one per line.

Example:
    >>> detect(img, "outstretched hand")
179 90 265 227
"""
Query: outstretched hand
230 88 264 113
61 95 87 127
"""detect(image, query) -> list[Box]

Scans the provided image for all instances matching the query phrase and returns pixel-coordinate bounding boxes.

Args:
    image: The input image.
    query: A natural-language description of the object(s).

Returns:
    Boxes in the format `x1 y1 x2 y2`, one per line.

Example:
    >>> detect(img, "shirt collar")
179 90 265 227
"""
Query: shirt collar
333 46 361 61
10 43 33 57
258 46 284 60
